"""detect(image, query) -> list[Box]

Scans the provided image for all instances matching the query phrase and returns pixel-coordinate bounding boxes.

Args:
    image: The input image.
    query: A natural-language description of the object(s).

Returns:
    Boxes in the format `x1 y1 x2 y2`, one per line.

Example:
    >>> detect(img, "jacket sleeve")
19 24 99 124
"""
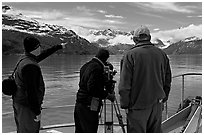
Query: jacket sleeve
118 54 133 109
87 67 108 99
22 64 41 115
163 56 172 102
36 45 62 62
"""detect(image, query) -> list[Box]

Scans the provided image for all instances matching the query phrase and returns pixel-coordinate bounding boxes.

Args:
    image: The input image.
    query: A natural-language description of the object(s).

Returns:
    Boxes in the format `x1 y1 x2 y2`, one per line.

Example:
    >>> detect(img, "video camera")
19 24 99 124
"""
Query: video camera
104 62 117 93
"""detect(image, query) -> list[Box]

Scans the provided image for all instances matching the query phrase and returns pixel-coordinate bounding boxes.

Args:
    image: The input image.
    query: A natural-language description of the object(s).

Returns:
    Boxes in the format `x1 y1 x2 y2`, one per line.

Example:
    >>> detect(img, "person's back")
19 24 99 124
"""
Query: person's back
119 26 171 133
123 43 169 109
76 59 106 105
74 49 115 133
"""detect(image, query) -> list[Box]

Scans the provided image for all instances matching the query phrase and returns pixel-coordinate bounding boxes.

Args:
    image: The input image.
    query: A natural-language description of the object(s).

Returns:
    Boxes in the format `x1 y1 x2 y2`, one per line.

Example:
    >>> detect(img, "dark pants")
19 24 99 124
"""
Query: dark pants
127 102 162 133
13 102 40 133
74 102 99 133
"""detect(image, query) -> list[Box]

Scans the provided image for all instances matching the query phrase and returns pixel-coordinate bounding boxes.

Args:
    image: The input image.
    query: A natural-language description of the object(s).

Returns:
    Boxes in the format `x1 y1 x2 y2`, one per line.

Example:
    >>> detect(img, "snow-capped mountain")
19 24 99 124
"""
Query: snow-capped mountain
182 36 201 42
76 28 134 47
90 29 132 37
2 5 99 55
2 5 74 36
163 36 202 55
2 5 202 55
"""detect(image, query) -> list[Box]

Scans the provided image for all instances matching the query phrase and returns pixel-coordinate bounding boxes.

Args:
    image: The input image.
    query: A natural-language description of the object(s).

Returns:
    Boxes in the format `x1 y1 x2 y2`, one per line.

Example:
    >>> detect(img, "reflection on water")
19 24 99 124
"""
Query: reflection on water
2 54 202 132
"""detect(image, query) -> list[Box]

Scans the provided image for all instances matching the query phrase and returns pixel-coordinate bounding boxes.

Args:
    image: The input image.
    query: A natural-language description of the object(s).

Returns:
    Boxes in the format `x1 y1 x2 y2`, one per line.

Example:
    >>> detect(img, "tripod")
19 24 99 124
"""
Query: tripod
99 81 126 133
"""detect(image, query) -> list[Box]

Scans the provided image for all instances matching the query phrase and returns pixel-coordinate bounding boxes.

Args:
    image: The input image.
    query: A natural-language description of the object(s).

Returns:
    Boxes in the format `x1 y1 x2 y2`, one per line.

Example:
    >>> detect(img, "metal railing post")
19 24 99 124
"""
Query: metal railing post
181 75 185 108
104 100 106 133
165 102 168 119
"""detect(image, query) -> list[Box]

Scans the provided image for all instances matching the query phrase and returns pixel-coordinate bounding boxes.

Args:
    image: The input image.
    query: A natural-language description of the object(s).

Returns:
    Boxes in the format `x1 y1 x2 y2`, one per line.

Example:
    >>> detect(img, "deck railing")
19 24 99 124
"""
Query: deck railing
163 73 202 120
2 72 202 132
171 73 202 112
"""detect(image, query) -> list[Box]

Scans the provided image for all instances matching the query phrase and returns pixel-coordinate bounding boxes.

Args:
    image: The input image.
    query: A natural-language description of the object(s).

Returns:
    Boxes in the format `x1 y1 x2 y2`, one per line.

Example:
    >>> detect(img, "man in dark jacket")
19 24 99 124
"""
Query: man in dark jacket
74 49 115 133
119 26 172 133
13 36 69 133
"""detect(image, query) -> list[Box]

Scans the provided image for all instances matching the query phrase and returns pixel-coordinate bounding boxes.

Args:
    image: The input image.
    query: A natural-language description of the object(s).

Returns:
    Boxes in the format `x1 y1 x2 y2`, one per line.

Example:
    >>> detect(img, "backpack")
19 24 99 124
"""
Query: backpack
2 58 26 96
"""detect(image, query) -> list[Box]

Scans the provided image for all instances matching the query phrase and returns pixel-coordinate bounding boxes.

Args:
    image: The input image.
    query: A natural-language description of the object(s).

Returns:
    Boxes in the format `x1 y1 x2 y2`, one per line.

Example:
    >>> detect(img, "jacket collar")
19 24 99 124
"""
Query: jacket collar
136 41 154 47
93 57 105 67
130 41 154 50
23 52 37 62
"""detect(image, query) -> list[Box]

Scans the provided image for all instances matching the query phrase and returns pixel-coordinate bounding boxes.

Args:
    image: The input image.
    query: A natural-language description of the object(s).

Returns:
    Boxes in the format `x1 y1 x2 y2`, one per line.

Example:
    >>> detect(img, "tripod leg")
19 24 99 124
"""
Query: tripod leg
104 100 106 133
113 100 126 133
99 103 103 124
104 100 113 133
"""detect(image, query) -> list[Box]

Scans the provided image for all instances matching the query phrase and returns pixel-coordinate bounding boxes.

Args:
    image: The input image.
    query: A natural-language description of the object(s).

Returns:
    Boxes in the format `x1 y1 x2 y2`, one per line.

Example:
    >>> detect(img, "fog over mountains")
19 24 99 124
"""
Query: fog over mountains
2 5 202 55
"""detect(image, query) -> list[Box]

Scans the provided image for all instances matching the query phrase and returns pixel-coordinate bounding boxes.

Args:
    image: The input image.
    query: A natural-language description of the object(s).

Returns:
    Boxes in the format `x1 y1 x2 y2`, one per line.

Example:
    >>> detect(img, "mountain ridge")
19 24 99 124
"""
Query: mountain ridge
2 5 202 55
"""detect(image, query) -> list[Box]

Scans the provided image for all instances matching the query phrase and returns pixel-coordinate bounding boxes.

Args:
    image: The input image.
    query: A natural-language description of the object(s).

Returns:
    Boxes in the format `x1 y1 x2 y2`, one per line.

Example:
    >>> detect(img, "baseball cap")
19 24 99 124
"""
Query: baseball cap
133 25 150 38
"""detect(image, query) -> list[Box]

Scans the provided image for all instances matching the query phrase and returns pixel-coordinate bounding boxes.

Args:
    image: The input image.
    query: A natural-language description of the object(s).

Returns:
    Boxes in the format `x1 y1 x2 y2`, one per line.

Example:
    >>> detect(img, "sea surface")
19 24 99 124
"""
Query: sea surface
2 54 202 132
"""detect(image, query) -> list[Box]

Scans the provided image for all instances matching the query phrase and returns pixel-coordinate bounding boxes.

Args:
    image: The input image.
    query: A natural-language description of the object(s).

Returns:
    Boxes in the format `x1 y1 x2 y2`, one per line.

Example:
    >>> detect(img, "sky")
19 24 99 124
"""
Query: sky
2 1 202 44
2 1 202 32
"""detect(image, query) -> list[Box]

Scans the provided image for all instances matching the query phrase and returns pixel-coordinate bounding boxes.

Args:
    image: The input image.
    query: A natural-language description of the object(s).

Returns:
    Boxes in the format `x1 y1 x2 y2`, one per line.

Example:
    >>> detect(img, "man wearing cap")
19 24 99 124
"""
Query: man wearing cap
74 49 115 133
119 26 172 133
13 36 68 133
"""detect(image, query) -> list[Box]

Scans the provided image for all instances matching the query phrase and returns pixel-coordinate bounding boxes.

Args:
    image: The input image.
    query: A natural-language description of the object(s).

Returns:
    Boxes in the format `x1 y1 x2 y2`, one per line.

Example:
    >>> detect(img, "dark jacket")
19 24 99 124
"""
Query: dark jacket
119 41 172 109
76 57 109 106
13 45 62 115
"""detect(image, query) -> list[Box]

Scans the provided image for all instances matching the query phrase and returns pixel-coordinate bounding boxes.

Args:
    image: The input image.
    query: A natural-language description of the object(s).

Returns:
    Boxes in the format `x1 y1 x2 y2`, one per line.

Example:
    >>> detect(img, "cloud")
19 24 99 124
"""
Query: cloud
97 10 107 14
103 19 124 24
153 28 160 31
151 24 202 45
109 35 134 45
16 9 65 20
136 12 163 18
135 2 195 13
105 14 124 19
84 34 108 43
62 16 124 30
75 6 94 16
187 15 202 18
64 16 104 28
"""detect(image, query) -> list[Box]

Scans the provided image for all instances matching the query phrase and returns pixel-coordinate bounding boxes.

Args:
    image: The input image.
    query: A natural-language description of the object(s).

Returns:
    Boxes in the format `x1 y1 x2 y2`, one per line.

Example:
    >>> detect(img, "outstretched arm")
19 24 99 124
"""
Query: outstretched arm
35 45 63 63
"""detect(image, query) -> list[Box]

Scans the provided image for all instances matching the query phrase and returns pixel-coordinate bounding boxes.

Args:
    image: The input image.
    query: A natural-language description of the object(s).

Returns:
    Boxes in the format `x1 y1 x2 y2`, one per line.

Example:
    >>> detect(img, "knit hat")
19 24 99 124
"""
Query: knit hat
133 25 150 38
95 49 110 63
23 36 40 52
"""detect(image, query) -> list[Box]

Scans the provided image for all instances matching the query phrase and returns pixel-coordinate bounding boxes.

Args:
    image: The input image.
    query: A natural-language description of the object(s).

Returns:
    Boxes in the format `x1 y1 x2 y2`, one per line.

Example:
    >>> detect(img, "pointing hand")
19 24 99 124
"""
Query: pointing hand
61 42 68 49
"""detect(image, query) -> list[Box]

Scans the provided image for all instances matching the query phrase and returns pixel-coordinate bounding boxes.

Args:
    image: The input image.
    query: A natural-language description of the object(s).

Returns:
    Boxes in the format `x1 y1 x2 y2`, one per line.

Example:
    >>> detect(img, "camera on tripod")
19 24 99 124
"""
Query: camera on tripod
101 62 126 133
104 62 117 93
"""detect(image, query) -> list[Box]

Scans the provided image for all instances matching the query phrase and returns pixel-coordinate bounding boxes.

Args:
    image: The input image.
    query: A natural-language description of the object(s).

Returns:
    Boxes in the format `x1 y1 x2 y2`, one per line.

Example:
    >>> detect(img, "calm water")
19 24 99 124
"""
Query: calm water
2 54 202 131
